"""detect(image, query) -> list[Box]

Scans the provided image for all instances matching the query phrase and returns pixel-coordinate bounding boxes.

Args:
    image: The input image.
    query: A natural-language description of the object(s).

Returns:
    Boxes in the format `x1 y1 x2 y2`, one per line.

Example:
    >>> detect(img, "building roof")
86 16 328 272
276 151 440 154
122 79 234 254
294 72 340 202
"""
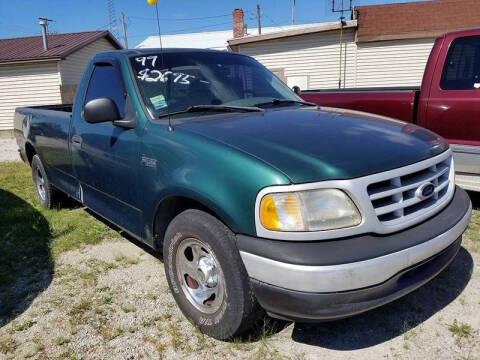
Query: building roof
136 23 332 50
0 30 122 64
228 20 357 46
356 0 480 42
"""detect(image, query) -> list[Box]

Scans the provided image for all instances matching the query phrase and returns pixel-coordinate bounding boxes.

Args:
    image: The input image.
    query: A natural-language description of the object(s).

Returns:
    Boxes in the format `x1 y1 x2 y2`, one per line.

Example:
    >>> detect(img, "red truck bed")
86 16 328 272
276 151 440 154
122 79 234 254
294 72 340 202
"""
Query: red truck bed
301 88 418 123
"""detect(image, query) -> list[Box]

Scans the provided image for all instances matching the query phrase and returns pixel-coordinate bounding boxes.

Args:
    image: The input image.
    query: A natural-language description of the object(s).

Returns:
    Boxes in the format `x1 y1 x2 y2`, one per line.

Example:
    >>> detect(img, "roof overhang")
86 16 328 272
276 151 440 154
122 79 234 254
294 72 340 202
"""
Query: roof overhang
0 57 61 66
228 20 357 47
59 31 123 58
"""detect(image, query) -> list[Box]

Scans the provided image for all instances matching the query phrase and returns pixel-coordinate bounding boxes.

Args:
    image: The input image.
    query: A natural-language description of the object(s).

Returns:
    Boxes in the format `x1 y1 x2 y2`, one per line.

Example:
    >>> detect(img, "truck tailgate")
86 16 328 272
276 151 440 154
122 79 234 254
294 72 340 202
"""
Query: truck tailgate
301 88 419 123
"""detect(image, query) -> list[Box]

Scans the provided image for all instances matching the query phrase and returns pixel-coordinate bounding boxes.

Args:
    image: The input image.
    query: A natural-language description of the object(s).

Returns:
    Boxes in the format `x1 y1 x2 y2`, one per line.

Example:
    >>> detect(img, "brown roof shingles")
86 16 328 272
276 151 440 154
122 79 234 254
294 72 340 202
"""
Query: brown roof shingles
357 0 480 42
0 31 122 64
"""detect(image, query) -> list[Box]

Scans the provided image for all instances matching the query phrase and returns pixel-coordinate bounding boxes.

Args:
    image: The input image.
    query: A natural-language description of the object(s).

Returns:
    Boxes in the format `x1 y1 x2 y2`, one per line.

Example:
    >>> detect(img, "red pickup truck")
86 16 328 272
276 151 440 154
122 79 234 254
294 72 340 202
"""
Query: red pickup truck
302 28 480 192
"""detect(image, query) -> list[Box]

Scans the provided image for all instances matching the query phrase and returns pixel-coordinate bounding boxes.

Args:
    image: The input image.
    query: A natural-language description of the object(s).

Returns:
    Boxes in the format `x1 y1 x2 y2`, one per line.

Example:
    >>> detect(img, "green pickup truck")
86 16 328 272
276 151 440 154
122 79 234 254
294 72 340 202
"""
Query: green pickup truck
14 49 472 339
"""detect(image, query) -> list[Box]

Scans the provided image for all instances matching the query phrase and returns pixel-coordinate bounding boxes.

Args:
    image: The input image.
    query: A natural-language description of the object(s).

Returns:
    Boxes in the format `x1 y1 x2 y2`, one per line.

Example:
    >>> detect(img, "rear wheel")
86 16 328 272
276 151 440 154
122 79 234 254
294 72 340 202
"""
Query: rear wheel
31 155 60 209
163 209 263 339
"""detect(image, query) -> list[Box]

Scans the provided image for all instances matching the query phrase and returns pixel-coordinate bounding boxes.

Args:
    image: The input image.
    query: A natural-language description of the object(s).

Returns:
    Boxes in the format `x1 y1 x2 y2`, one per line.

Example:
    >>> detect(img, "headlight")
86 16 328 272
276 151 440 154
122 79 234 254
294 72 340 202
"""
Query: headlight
260 189 361 232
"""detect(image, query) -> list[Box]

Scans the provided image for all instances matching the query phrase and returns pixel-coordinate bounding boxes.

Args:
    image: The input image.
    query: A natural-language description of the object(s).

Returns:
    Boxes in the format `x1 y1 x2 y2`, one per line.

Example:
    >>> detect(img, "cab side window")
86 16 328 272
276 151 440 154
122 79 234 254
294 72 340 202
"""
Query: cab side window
440 36 480 90
84 64 126 118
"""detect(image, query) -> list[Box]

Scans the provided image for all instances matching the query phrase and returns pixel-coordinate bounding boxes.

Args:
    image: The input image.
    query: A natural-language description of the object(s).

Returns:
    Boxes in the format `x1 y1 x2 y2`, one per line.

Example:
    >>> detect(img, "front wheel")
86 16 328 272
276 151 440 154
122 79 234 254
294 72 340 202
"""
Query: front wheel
163 209 263 339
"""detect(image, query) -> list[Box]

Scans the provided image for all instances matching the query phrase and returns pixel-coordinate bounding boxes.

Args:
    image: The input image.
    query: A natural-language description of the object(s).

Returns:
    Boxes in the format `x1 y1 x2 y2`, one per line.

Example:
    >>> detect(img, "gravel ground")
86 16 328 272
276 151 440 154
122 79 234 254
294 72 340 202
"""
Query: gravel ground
0 234 479 359
0 139 20 162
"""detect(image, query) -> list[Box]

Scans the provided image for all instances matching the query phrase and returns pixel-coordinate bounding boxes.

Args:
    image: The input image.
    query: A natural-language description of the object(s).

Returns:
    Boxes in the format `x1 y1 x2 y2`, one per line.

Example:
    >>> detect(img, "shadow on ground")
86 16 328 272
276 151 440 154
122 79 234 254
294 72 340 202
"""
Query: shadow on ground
0 189 53 327
468 190 480 210
291 246 473 350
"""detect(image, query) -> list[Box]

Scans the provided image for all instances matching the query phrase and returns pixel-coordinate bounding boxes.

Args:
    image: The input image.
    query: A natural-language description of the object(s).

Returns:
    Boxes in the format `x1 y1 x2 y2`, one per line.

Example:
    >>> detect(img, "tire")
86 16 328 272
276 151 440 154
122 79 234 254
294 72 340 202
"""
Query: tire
31 154 60 209
163 209 263 340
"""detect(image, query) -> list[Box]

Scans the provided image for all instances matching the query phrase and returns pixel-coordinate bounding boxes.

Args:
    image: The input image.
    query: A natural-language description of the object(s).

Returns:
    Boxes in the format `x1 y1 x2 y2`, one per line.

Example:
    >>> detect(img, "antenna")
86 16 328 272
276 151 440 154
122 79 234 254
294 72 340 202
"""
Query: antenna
257 4 262 35
291 0 296 25
332 0 353 88
147 0 171 130
106 0 119 38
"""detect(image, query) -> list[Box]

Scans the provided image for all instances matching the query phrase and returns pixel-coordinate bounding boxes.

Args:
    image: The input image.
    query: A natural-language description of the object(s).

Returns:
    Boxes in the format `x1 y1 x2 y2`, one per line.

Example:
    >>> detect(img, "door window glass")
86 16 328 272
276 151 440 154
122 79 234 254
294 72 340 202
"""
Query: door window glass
441 36 480 90
84 64 126 117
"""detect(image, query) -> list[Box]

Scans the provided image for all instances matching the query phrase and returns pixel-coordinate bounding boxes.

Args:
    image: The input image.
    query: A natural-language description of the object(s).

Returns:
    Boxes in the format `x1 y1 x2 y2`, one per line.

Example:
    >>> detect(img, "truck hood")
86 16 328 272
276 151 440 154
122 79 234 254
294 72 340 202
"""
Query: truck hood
177 107 449 183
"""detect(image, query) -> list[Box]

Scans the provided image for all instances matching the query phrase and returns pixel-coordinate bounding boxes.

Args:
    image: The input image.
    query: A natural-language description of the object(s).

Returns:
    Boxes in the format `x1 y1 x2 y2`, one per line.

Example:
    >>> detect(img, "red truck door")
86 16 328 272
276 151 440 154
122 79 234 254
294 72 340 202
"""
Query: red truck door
425 34 480 175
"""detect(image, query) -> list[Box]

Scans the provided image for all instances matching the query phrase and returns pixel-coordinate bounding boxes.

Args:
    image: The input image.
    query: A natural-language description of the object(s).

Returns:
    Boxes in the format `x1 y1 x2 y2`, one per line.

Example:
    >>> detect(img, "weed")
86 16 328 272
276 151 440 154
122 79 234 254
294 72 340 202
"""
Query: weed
146 293 158 300
114 253 139 266
11 318 35 332
70 297 92 316
0 336 17 354
127 326 138 334
162 311 172 320
98 285 110 292
167 323 183 350
193 326 207 349
54 336 70 346
448 320 473 337
120 303 136 313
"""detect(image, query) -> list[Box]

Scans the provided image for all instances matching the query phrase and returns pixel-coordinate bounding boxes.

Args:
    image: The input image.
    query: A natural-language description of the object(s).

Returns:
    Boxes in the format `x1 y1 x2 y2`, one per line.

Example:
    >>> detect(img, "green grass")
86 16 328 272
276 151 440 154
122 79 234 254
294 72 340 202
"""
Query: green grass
0 161 118 315
465 208 480 244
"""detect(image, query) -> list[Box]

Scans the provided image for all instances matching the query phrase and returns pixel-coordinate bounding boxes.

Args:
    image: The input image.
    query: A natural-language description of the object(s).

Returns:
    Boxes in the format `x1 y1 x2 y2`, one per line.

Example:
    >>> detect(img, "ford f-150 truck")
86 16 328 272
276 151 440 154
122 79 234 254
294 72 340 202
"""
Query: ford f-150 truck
14 49 472 340
302 28 480 193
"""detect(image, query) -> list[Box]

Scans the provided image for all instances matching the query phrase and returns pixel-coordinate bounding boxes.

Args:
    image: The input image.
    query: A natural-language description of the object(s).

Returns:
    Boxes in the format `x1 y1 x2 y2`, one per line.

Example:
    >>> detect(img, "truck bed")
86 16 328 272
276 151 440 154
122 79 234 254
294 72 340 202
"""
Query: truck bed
301 87 419 123
14 104 73 181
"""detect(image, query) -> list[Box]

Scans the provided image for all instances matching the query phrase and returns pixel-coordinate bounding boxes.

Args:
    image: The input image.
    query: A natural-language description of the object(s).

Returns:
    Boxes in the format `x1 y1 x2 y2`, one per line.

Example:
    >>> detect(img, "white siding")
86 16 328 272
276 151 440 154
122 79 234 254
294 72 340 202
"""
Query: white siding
238 33 435 90
59 38 116 85
0 62 61 131
239 29 357 90
356 38 435 88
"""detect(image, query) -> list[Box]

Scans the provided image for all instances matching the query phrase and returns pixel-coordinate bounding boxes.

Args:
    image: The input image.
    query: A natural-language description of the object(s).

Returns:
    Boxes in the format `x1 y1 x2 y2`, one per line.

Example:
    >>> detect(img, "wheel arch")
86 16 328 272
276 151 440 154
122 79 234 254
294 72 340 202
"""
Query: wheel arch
151 191 236 250
24 141 37 165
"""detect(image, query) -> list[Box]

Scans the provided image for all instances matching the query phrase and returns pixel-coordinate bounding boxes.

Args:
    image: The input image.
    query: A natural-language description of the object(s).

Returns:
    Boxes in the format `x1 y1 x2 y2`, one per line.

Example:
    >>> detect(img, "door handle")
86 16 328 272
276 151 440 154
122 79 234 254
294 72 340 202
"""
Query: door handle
72 135 83 148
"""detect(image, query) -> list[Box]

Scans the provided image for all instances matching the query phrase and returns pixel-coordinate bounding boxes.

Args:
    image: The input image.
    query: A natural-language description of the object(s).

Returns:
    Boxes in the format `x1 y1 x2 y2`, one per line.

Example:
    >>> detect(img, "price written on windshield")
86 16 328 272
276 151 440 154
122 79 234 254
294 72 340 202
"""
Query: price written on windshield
135 56 195 84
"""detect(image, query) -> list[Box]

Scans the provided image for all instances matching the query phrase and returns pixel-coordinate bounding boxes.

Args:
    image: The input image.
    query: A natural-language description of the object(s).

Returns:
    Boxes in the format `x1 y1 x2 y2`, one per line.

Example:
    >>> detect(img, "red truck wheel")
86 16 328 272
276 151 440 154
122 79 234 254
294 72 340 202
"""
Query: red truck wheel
163 209 264 339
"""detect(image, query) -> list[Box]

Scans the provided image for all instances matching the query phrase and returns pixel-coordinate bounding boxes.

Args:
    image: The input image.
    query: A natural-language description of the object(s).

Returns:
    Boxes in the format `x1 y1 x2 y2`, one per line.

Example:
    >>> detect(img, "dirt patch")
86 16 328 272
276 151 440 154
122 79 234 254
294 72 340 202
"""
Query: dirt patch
1 232 479 359
0 139 20 162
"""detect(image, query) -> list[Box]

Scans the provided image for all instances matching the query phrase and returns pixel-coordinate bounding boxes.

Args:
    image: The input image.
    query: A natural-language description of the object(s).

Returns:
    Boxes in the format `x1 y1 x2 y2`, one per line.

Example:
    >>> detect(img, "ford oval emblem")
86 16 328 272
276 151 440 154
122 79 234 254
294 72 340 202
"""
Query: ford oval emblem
415 182 435 200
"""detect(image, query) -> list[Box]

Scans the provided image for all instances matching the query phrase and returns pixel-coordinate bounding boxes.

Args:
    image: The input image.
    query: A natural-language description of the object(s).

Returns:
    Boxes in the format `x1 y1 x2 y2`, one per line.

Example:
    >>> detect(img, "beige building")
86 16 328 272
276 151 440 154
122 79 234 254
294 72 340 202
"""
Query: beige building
227 0 480 91
0 31 121 133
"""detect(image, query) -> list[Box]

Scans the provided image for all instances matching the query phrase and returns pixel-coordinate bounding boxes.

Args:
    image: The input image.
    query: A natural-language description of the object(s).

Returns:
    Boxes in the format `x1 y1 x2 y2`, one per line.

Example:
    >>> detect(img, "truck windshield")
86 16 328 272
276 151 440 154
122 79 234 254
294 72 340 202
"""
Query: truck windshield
129 52 300 118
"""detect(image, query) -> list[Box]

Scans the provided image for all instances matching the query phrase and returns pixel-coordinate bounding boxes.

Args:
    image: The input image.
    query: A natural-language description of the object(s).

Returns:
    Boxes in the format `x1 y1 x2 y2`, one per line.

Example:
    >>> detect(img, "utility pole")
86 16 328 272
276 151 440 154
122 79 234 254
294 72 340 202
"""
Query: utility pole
291 0 296 24
120 12 128 48
332 0 352 88
256 4 261 35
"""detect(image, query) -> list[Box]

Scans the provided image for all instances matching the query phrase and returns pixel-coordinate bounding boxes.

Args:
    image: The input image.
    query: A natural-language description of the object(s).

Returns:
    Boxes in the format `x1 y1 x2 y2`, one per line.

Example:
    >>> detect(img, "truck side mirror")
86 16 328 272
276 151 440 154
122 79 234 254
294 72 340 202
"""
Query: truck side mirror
83 98 120 124
292 86 301 95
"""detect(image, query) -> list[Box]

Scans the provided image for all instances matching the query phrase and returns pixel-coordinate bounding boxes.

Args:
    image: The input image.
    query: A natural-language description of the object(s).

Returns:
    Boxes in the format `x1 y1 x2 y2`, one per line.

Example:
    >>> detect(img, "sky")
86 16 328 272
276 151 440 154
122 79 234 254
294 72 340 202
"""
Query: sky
0 0 425 47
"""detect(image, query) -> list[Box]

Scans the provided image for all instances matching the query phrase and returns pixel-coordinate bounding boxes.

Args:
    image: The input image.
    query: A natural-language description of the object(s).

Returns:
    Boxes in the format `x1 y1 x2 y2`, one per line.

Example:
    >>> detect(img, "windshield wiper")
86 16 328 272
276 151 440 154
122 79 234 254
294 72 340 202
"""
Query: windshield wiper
158 105 263 119
254 99 317 108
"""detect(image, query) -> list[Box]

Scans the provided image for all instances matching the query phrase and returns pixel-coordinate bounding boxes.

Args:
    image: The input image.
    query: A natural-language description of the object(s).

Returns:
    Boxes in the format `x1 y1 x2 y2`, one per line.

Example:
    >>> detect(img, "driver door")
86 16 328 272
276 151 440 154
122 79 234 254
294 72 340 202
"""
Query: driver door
71 60 142 236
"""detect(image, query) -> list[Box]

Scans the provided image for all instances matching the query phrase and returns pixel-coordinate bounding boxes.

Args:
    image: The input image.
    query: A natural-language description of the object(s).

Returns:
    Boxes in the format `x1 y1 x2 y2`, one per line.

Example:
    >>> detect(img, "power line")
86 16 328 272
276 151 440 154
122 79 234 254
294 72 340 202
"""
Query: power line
129 13 230 22
127 19 233 40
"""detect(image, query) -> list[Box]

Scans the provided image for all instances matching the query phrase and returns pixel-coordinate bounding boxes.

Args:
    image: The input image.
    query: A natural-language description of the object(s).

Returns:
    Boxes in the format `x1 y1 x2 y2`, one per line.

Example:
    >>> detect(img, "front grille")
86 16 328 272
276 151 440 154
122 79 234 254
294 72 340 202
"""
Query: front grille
367 155 453 225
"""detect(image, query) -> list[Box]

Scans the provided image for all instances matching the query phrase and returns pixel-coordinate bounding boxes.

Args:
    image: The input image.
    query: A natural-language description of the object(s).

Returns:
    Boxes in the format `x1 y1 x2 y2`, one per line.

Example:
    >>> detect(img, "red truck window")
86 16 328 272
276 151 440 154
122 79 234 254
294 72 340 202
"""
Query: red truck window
440 35 480 90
